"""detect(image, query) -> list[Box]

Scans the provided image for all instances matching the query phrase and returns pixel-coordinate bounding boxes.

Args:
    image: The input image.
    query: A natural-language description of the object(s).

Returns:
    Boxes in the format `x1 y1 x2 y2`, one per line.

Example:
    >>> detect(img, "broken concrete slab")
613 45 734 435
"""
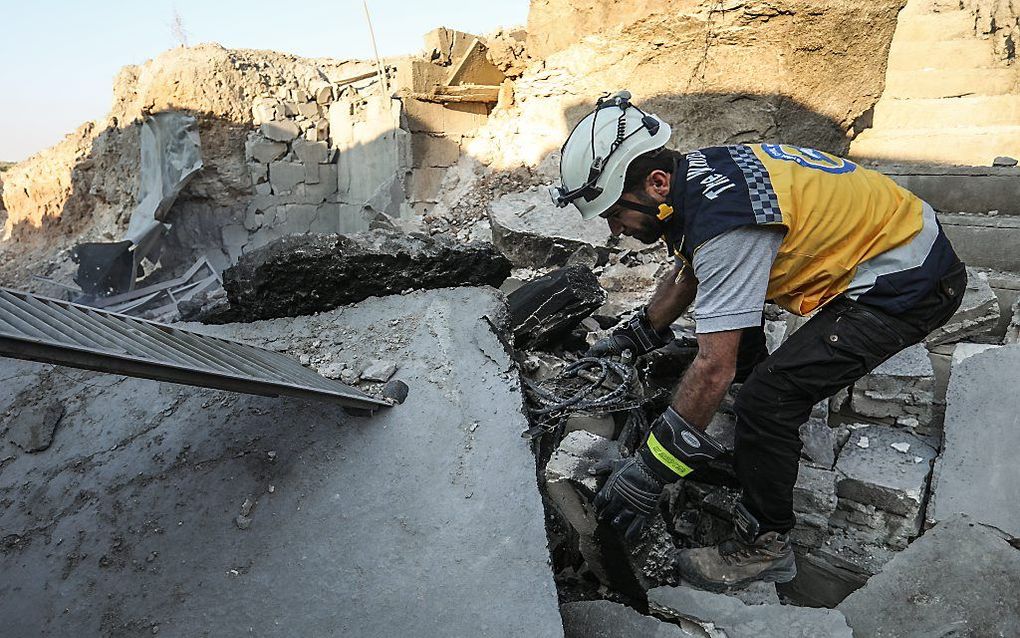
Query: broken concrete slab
488 189 614 268
268 160 305 194
850 343 934 431
507 266 607 350
561 601 698 638
838 515 1020 638
928 345 1020 536
649 585 852 637
5 400 65 452
832 425 936 547
545 430 621 584
835 425 936 518
925 267 1000 346
0 287 562 637
210 230 511 322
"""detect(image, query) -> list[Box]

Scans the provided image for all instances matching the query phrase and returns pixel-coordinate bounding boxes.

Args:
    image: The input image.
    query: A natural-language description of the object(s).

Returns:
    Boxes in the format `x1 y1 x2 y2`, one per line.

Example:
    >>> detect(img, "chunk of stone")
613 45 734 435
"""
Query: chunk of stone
8 401 65 452
793 464 837 527
798 401 835 467
260 120 301 142
833 425 936 545
850 344 934 430
649 586 852 637
245 139 287 164
928 345 1020 535
992 155 1018 167
296 102 320 119
212 231 511 322
925 268 999 346
507 266 607 350
268 161 305 194
838 515 1020 638
488 189 614 268
561 601 697 638
292 139 329 165
544 431 621 584
360 360 396 383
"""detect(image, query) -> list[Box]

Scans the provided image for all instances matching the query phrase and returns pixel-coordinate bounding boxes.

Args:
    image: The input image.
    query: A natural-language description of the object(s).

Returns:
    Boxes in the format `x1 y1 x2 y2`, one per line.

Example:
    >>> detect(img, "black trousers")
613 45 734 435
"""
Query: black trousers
732 262 967 533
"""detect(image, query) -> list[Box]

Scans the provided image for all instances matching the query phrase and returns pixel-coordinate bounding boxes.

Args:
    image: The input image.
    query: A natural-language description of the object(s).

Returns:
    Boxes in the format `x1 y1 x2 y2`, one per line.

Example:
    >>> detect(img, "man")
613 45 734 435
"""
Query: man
549 91 965 591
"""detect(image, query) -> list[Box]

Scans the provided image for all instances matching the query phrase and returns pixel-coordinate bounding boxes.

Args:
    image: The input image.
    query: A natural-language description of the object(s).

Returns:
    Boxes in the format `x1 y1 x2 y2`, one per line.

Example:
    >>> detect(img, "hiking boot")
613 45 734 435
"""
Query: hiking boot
674 530 797 592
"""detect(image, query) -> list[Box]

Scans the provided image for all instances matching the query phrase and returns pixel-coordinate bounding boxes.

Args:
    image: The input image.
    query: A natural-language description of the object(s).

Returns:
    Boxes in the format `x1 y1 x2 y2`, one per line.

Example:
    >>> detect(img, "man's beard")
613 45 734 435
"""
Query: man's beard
628 192 665 244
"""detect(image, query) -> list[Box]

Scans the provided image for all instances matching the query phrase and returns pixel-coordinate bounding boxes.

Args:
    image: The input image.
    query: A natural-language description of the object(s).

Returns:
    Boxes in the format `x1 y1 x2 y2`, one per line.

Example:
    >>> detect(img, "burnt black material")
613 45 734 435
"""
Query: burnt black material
507 266 607 350
209 231 512 322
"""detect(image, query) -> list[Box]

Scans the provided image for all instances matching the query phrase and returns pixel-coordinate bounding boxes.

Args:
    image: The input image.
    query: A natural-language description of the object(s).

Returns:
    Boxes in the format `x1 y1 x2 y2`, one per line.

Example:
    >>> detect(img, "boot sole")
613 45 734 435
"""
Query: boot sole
680 561 798 593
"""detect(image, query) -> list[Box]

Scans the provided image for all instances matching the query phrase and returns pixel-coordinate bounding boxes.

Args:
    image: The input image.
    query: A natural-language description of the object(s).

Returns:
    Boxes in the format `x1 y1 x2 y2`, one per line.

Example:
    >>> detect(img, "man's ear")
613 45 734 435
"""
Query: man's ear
646 169 671 196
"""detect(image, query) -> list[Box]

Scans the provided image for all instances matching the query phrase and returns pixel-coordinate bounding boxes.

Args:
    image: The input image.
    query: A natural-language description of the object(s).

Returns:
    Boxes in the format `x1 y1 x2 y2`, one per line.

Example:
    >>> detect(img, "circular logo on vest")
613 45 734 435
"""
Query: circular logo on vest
681 431 701 448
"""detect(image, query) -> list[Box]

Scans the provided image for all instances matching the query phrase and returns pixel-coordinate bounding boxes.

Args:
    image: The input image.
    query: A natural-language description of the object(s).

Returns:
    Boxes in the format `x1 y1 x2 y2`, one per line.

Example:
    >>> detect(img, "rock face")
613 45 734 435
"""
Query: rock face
488 188 614 268
507 265 607 350
649 585 853 638
928 345 1020 536
849 0 1020 165
470 0 905 174
838 515 1020 638
0 287 562 637
213 230 511 321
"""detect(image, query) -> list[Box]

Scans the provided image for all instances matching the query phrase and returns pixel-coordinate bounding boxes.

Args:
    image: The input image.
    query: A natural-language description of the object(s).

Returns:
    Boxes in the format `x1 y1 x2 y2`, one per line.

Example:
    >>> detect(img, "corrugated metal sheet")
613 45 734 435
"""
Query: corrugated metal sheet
0 288 388 410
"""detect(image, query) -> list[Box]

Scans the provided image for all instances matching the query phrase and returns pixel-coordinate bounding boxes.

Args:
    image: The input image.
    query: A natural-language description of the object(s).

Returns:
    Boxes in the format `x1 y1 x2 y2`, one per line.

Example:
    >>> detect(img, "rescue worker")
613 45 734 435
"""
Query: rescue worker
549 91 966 591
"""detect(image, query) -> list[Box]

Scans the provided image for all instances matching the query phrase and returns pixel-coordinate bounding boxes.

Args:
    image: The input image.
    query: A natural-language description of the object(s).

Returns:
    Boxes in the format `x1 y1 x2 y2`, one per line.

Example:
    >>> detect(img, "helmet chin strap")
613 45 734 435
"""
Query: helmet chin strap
616 198 662 217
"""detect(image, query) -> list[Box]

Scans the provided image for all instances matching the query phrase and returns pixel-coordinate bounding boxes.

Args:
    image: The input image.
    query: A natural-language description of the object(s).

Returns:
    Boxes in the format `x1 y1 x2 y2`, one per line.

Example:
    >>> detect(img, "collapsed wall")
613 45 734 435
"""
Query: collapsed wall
0 33 515 292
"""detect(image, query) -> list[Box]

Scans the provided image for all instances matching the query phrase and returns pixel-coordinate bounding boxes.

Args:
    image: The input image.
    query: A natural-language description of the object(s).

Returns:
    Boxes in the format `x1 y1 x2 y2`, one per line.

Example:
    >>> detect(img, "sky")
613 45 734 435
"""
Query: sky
0 0 529 162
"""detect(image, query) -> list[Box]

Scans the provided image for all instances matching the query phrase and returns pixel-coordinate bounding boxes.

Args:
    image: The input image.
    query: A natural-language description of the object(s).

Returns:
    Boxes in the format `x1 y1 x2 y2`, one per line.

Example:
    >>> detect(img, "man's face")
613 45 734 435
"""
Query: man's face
603 171 671 244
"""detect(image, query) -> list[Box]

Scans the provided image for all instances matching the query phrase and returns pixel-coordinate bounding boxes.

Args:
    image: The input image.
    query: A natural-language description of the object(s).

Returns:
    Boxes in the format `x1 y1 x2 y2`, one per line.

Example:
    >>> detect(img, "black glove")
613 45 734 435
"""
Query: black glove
591 456 665 542
593 407 727 541
586 307 674 359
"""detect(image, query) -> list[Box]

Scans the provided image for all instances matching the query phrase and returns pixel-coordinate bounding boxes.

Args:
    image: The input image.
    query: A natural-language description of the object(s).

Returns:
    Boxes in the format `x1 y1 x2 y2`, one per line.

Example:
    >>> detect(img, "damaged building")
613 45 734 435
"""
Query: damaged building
1 0 1020 635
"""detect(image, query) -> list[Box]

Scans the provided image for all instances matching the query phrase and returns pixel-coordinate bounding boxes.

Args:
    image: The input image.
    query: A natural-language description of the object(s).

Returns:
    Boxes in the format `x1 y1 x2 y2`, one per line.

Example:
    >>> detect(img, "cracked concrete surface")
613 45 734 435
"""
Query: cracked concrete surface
0 286 561 638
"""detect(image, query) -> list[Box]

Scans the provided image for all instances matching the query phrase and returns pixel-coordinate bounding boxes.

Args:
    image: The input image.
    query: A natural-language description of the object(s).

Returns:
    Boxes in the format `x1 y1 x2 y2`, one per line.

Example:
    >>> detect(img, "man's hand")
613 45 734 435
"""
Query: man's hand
591 456 665 542
586 307 674 358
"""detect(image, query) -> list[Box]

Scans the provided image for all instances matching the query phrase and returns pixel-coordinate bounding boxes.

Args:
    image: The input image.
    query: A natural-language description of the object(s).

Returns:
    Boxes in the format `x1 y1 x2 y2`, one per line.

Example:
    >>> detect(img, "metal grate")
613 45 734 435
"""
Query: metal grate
0 288 389 410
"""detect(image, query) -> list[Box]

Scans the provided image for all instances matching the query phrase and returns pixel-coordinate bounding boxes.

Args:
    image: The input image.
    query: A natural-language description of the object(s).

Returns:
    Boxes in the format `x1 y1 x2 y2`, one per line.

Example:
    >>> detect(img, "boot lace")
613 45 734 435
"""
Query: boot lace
718 539 756 565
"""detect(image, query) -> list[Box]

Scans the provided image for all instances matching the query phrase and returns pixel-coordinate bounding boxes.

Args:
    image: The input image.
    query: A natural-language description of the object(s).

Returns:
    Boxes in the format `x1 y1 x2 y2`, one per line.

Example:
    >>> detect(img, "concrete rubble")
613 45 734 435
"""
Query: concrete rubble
0 287 562 637
928 345 1020 536
649 585 853 637
488 189 614 267
561 600 698 638
838 515 1020 638
850 344 935 432
1 0 1019 633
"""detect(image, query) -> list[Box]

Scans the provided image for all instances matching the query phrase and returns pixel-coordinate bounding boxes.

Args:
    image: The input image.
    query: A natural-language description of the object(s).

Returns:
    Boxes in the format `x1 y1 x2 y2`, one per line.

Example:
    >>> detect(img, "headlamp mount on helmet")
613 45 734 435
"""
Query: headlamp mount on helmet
549 91 664 209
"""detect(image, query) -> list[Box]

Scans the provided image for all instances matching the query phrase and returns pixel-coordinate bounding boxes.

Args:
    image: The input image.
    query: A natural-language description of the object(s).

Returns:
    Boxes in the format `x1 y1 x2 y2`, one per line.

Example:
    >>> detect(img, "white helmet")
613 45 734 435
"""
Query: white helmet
550 91 671 219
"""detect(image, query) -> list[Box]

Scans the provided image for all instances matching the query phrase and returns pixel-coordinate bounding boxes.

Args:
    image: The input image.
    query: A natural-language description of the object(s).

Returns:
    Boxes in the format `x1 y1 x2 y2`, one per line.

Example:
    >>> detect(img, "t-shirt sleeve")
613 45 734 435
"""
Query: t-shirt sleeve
692 225 784 333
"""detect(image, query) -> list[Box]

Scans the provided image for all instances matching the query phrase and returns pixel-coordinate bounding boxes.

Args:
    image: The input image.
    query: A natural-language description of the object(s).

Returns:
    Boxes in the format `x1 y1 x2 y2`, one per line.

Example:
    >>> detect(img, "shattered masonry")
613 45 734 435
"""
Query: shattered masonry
1 0 1019 636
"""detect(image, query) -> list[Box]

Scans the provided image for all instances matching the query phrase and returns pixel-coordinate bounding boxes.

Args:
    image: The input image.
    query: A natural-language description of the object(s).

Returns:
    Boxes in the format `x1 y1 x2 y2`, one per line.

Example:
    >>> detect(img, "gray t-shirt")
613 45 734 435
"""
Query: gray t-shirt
690 225 785 334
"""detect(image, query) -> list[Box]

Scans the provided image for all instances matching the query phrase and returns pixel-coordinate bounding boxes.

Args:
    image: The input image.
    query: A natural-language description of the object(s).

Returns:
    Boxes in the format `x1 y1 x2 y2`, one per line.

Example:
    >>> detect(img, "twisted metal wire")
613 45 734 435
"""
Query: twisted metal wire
523 357 640 438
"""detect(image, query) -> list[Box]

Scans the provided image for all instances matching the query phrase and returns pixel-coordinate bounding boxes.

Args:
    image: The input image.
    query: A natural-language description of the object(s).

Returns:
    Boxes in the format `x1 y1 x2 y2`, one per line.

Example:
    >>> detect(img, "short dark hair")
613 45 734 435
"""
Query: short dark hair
622 147 680 193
